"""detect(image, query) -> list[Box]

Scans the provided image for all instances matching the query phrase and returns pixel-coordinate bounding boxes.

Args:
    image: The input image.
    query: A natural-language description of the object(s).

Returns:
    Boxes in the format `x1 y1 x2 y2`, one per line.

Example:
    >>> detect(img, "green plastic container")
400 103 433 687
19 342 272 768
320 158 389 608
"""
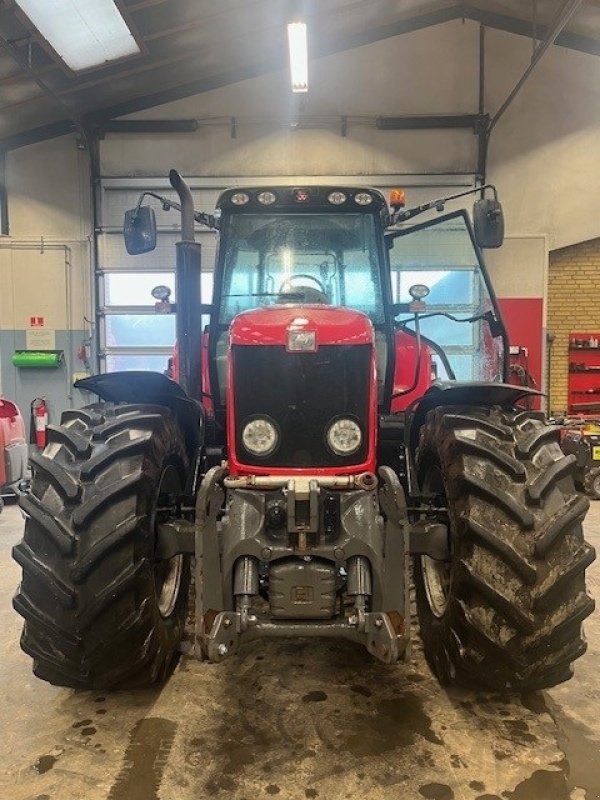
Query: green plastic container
11 351 63 368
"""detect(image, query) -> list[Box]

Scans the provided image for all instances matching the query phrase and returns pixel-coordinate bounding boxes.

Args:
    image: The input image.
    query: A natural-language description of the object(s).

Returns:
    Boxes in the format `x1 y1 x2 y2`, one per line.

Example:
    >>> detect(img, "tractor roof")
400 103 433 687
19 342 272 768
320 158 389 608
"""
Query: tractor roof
216 186 388 214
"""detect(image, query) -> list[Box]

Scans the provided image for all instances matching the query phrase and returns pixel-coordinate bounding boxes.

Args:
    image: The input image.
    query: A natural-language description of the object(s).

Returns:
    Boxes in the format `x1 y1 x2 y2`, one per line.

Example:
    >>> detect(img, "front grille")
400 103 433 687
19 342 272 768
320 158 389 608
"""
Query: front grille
233 344 371 468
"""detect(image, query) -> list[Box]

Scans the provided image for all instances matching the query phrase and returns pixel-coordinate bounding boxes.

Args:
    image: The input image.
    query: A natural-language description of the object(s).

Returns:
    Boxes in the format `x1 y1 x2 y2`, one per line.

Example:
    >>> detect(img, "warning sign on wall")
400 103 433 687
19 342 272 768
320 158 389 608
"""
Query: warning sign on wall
29 316 45 328
26 328 56 350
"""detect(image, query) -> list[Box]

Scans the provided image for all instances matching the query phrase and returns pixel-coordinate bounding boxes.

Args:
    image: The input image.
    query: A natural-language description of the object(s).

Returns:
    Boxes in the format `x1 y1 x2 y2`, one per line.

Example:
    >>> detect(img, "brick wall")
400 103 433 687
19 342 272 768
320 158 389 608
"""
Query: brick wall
548 237 600 414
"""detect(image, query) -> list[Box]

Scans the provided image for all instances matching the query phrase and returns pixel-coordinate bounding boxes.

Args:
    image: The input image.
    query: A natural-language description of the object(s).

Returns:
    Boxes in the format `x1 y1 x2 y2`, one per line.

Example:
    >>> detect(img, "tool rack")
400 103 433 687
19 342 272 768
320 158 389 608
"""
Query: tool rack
568 332 600 415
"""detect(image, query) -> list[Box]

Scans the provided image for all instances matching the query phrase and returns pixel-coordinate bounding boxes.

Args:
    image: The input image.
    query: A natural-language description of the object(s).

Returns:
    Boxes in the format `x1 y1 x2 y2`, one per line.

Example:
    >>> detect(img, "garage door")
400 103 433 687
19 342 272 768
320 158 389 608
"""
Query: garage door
96 174 474 373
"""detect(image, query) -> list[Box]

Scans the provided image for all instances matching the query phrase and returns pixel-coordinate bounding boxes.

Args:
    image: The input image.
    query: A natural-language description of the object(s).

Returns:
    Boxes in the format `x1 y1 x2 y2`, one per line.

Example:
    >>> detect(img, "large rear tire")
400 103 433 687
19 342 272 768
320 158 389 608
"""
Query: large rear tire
414 406 595 692
13 403 191 689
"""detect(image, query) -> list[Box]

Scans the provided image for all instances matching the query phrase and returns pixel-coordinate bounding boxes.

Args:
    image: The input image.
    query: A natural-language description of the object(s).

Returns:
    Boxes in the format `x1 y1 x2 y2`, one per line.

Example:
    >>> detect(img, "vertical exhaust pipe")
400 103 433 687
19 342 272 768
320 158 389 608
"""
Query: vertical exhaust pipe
169 169 202 400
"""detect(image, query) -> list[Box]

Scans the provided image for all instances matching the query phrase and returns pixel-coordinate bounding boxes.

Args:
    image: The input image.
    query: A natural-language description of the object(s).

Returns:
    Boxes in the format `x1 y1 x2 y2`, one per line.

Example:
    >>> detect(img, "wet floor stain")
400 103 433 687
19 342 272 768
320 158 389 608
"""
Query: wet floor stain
302 691 327 702
469 781 485 791
418 783 454 799
545 695 600 800
107 717 178 800
332 693 442 757
501 768 569 799
72 718 93 728
502 718 537 745
81 726 97 736
33 754 57 774
349 685 371 697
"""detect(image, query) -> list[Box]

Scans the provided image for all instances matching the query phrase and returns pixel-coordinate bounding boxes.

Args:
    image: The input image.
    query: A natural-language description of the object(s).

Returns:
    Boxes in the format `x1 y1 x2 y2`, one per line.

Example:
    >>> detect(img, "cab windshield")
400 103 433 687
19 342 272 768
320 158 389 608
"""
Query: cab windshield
389 213 505 382
218 213 385 324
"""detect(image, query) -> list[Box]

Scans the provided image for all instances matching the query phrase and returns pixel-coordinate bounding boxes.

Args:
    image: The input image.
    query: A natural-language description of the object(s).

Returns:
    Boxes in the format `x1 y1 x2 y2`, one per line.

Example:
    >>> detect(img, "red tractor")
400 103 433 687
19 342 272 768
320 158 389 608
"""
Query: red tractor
13 173 594 692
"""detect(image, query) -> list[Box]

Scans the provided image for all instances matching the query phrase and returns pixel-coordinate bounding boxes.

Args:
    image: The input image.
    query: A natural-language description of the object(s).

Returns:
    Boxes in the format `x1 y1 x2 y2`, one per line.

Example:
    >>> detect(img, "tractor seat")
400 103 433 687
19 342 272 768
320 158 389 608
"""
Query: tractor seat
277 286 329 305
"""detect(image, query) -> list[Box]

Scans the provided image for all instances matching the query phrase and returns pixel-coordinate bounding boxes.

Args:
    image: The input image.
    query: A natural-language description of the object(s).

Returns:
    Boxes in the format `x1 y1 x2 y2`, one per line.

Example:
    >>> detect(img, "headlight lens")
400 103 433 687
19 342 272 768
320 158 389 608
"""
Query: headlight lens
242 417 279 456
231 191 250 205
408 283 430 300
326 418 362 456
328 191 347 205
257 190 277 205
354 191 373 205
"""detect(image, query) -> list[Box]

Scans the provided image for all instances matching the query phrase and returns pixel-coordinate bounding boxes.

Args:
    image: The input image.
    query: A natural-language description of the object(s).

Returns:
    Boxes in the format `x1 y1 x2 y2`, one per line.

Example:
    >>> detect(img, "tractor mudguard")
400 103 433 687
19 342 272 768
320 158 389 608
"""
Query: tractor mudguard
75 371 204 457
407 381 541 455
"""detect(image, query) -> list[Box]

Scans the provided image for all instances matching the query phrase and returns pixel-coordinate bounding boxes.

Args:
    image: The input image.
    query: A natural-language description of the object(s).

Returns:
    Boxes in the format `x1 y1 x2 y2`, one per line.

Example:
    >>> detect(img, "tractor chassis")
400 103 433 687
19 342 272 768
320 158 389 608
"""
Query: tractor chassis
156 465 450 665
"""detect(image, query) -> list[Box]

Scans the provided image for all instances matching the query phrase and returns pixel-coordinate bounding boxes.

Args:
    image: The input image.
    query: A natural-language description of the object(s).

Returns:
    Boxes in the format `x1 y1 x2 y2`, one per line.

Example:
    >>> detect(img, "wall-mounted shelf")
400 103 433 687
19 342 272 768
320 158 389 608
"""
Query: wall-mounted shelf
568 333 600 415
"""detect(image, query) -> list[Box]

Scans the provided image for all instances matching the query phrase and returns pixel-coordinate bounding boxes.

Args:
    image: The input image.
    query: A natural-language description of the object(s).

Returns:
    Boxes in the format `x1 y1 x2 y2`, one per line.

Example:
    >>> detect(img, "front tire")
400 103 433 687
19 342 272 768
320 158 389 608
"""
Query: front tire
414 406 595 692
13 403 191 689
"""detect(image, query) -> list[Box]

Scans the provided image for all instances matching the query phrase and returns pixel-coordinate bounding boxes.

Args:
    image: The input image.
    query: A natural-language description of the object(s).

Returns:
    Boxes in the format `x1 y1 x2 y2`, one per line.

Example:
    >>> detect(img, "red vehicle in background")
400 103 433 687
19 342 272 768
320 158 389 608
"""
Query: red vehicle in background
0 399 27 514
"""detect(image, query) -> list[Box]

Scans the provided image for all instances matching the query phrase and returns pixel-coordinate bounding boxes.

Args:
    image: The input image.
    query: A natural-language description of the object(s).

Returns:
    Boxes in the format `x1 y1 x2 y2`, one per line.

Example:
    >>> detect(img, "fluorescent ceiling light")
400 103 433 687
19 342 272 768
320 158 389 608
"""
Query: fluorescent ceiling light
287 22 308 93
14 0 140 71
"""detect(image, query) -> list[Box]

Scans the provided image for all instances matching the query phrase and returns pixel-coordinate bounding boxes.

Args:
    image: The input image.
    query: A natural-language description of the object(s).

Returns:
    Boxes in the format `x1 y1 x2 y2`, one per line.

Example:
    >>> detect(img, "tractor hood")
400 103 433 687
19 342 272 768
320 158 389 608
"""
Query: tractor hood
229 305 374 348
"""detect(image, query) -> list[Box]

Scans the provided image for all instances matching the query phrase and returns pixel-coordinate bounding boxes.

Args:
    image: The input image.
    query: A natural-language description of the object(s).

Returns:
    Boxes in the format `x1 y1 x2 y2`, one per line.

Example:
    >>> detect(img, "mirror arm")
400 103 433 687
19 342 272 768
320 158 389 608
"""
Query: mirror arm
131 190 217 232
388 183 498 227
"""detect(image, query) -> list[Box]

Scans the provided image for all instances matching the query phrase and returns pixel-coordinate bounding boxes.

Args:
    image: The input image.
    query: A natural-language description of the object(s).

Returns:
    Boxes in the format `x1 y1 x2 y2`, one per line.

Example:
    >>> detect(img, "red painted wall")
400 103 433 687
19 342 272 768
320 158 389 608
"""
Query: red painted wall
497 297 544 391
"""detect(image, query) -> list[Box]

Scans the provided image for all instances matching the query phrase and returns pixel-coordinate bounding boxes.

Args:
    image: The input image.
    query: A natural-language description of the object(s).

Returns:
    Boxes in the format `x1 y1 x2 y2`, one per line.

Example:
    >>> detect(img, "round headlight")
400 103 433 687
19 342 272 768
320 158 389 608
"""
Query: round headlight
231 192 250 206
354 192 373 206
151 284 171 301
326 418 362 456
257 191 277 205
328 191 347 205
408 283 430 300
242 417 279 456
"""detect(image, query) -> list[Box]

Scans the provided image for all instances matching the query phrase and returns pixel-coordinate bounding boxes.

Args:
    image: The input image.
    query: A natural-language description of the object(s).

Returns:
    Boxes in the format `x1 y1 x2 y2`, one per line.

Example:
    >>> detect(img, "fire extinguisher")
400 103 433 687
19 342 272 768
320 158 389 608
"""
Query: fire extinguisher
30 397 49 450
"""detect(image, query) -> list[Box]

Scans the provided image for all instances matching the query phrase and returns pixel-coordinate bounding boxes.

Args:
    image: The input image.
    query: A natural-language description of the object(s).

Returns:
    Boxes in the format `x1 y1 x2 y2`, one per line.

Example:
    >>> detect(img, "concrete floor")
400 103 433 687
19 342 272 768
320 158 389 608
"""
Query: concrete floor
1 503 599 800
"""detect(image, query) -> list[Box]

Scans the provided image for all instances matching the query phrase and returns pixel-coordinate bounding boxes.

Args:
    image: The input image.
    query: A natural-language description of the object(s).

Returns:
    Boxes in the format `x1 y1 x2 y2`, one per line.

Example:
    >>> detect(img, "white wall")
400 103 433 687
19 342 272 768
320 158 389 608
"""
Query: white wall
101 20 481 178
485 28 600 250
2 134 92 334
7 134 90 241
96 20 600 250
4 19 599 246
0 135 92 417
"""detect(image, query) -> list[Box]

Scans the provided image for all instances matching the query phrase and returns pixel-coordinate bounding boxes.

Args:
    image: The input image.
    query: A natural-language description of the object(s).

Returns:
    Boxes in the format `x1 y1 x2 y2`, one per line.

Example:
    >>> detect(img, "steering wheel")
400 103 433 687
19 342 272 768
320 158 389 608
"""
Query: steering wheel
278 274 328 304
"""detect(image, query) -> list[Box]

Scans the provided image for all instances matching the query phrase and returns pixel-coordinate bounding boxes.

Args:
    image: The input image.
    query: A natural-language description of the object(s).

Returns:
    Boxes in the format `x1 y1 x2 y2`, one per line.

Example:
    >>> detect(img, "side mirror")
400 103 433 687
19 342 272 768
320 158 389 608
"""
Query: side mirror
473 198 504 249
123 206 157 255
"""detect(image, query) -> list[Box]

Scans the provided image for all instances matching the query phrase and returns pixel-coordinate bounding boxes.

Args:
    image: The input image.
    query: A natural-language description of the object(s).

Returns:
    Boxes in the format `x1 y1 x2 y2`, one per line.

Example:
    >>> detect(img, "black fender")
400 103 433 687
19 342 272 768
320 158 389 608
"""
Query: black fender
407 381 542 456
75 371 204 459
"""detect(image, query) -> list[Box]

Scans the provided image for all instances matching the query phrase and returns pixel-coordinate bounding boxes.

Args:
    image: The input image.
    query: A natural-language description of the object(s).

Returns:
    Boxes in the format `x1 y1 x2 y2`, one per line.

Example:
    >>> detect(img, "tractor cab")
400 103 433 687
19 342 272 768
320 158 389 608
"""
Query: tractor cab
207 185 508 424
210 187 391 418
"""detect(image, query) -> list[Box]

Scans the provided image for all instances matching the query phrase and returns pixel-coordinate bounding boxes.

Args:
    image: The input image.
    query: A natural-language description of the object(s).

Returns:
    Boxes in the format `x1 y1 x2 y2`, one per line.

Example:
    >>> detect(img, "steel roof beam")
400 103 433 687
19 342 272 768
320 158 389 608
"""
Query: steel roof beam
488 0 585 136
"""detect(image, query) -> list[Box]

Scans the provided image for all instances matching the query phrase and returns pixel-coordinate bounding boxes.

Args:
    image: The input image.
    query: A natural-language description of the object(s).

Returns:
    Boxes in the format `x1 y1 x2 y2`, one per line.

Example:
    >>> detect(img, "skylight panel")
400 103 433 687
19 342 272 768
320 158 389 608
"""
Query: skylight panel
15 0 140 71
